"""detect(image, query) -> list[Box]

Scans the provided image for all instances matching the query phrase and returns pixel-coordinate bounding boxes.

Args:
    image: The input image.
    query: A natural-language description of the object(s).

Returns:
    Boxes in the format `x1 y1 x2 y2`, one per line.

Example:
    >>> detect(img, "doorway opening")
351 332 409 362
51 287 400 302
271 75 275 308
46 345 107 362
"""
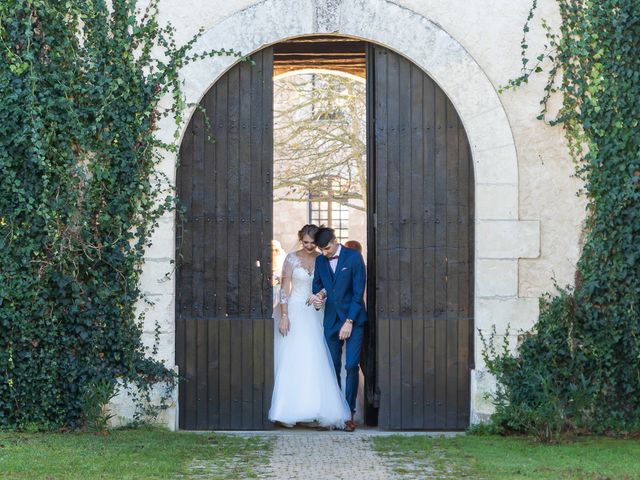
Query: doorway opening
271 36 374 425
272 36 367 255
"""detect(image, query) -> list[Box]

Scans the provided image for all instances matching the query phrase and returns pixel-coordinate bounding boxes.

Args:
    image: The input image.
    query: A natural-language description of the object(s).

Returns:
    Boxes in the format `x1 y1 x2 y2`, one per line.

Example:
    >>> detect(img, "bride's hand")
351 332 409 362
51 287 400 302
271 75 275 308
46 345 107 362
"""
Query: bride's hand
306 294 319 306
279 315 290 336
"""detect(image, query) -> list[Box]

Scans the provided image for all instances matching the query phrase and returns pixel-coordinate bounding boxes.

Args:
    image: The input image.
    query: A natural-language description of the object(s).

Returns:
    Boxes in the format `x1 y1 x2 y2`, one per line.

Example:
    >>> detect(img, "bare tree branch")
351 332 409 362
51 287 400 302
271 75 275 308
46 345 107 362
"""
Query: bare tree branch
274 73 366 208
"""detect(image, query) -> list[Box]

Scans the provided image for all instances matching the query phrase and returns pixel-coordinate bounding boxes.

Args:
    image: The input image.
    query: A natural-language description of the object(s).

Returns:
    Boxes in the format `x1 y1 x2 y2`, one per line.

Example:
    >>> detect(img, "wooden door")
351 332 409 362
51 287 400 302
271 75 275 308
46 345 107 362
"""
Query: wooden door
175 49 274 430
368 45 474 430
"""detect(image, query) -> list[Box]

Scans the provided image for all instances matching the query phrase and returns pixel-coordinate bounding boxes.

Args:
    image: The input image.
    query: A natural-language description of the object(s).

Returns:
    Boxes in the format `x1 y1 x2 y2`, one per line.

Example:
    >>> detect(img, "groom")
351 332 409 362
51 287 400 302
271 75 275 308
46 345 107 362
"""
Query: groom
310 227 367 432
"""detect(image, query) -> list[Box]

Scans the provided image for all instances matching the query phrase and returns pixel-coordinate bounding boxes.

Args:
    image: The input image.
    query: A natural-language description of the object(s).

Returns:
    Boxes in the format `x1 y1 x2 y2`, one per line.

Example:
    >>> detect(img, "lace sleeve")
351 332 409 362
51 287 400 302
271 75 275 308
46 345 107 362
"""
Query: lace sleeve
279 253 295 305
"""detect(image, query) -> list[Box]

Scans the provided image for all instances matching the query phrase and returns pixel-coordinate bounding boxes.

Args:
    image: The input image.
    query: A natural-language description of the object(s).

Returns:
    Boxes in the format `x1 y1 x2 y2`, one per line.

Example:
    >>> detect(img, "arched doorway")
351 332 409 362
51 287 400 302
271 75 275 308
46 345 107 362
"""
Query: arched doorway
175 36 473 430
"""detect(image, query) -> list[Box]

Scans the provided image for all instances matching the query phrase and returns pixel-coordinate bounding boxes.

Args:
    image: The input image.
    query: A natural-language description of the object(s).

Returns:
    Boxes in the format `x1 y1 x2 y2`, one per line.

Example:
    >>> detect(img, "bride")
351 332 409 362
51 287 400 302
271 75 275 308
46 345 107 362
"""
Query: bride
269 224 351 429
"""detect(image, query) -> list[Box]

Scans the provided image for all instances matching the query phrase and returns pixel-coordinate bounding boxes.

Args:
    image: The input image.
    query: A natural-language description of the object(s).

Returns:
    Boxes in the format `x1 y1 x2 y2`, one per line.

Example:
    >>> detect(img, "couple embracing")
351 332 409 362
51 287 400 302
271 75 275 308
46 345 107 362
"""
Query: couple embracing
269 225 367 431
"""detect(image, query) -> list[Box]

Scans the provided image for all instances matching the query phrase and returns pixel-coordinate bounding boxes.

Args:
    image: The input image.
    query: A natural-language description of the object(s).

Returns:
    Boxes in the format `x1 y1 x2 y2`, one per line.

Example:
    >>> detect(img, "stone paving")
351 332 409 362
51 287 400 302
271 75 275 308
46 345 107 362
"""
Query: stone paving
257 430 393 479
208 428 463 480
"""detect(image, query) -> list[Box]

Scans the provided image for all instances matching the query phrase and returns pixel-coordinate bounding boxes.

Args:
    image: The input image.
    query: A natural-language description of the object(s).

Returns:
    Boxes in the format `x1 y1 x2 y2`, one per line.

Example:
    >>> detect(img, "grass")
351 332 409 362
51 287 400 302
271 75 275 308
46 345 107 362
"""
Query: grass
372 434 640 479
3 427 640 479
0 427 273 479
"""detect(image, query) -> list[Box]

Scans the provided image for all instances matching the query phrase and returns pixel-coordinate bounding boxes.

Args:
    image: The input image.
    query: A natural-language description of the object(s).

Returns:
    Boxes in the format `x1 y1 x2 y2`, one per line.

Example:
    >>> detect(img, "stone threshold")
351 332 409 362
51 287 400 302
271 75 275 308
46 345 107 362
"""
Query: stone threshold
183 429 464 437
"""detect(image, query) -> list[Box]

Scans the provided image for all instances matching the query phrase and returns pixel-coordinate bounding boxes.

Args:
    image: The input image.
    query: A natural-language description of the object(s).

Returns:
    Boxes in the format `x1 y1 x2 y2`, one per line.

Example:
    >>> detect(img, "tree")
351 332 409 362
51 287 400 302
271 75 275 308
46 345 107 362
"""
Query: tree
273 72 366 212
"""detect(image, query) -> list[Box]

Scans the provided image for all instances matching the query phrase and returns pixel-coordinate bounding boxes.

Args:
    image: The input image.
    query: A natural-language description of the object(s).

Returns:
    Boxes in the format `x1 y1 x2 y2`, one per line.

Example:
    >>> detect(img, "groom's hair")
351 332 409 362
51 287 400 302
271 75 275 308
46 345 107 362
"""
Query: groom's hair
314 227 336 248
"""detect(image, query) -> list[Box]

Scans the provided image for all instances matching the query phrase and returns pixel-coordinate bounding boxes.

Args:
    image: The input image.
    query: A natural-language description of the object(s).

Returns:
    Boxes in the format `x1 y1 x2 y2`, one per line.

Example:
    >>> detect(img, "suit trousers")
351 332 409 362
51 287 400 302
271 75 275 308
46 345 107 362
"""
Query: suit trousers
325 322 364 413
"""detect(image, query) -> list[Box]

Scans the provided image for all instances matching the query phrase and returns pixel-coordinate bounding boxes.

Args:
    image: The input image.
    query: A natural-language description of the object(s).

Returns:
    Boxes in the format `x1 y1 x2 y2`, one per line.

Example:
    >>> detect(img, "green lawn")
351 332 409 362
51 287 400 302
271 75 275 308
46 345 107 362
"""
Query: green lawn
372 434 640 479
3 428 640 479
0 427 272 479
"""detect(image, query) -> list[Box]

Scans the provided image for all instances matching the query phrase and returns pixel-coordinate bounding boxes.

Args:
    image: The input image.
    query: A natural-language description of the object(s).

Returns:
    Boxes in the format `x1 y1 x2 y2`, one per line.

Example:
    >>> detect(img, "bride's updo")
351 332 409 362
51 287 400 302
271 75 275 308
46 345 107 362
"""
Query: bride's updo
298 224 319 241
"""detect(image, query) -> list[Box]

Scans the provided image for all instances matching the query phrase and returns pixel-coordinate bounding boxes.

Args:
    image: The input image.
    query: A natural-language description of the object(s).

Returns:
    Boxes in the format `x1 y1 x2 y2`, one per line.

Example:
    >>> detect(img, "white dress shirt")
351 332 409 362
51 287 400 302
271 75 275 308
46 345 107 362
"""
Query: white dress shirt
330 244 342 273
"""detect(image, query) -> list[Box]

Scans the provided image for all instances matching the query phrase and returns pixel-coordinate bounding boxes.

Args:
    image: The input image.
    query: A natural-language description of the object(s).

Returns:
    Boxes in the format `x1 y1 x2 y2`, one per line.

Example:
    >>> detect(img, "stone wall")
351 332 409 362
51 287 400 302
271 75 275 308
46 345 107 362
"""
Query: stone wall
113 0 586 429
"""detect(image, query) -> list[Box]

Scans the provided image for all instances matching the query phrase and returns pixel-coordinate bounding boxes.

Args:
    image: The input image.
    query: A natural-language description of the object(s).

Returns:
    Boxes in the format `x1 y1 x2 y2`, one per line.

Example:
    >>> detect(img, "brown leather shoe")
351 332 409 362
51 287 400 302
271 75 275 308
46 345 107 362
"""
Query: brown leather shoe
344 419 356 432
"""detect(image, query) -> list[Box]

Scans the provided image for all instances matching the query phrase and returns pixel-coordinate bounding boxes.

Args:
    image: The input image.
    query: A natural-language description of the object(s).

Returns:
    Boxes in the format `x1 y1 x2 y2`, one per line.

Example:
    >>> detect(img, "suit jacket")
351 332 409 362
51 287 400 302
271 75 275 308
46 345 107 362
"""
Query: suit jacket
312 246 368 334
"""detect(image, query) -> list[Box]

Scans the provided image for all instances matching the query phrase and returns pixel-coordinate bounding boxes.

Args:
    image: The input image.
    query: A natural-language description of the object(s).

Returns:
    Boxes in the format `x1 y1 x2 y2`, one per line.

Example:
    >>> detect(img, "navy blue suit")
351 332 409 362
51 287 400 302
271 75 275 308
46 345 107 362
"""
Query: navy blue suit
313 246 367 413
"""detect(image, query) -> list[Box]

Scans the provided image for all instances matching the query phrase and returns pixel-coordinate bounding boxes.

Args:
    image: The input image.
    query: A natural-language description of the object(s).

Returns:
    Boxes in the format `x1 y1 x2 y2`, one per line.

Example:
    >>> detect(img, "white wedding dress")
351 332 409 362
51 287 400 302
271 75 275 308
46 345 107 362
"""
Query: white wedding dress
269 252 351 429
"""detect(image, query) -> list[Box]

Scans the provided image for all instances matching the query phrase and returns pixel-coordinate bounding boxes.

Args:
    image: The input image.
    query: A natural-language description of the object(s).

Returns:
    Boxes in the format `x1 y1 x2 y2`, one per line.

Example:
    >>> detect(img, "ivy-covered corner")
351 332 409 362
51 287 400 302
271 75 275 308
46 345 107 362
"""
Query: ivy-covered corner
0 0 231 430
483 0 640 440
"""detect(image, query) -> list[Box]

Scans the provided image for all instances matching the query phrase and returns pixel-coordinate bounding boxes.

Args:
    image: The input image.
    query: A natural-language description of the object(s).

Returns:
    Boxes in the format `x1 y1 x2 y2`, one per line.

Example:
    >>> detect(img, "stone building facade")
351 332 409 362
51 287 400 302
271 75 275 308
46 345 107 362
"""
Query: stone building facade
109 0 586 429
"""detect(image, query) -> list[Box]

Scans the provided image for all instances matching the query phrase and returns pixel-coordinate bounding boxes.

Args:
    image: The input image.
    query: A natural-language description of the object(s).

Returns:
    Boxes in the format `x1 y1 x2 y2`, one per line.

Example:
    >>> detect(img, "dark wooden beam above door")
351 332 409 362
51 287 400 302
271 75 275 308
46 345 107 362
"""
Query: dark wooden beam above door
273 35 366 78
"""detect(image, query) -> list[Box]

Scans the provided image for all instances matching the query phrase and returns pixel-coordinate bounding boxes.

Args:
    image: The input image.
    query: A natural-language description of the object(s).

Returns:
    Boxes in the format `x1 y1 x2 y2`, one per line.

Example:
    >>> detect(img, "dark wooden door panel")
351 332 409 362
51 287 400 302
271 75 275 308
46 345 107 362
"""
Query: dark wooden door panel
368 45 474 430
176 49 274 430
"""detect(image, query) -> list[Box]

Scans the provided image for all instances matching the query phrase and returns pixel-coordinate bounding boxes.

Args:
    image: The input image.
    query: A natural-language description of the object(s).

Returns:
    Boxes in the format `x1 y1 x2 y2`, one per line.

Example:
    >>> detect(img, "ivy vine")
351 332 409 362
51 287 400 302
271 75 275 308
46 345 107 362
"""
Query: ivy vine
485 0 640 439
0 0 234 429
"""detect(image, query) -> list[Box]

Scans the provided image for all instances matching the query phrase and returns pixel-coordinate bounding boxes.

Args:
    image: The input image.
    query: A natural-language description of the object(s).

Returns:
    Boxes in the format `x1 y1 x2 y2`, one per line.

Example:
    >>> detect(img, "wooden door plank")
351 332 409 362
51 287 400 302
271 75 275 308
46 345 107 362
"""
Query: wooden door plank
386 48 403 431
190 107 208 430
397 55 413 429
433 87 448 430
185 109 205 430
364 43 378 425
409 63 425 429
207 317 220 429
203 83 220 429
226 65 243 429
237 59 254 429
422 75 437 428
215 75 231 430
250 50 266 427
445 101 460 429
374 46 390 429
176 106 193 429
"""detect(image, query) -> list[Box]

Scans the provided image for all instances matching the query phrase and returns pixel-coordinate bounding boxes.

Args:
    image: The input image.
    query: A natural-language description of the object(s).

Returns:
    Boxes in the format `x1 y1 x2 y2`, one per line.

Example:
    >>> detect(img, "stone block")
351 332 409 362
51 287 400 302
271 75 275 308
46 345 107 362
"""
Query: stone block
476 184 518 220
477 220 540 259
470 369 497 424
472 144 519 185
137 294 175 334
155 149 178 186
474 332 522 371
155 112 180 145
476 296 539 333
139 259 174 296
144 219 175 261
465 107 515 153
107 367 178 431
476 259 518 297
141 331 176 366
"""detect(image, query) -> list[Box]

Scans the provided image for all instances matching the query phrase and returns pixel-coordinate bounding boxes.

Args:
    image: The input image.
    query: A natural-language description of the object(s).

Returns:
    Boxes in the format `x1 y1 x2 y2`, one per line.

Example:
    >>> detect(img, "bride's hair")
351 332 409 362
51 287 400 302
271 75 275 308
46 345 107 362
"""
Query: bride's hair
297 224 320 241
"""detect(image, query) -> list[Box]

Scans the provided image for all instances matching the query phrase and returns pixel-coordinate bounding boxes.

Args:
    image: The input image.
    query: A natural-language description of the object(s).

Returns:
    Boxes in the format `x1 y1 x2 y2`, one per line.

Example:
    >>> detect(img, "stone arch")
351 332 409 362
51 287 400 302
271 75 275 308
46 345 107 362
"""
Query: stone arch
144 0 541 428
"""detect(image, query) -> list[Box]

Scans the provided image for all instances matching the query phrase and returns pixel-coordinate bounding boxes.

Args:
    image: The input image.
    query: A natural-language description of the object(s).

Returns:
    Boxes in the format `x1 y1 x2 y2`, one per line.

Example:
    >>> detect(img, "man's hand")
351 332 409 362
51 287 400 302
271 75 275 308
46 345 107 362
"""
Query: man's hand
307 293 325 310
339 320 353 340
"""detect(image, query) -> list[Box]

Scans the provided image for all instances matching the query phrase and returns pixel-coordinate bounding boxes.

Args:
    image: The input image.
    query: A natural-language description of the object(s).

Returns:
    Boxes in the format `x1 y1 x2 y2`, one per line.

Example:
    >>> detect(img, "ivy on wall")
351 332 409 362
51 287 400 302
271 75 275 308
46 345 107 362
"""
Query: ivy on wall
0 0 232 429
484 0 640 439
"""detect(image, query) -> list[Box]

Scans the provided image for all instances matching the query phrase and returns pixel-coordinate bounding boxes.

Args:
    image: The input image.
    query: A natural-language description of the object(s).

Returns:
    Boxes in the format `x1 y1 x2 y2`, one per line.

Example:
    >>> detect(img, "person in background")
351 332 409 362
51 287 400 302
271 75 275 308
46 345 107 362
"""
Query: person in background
344 240 362 253
271 240 287 308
